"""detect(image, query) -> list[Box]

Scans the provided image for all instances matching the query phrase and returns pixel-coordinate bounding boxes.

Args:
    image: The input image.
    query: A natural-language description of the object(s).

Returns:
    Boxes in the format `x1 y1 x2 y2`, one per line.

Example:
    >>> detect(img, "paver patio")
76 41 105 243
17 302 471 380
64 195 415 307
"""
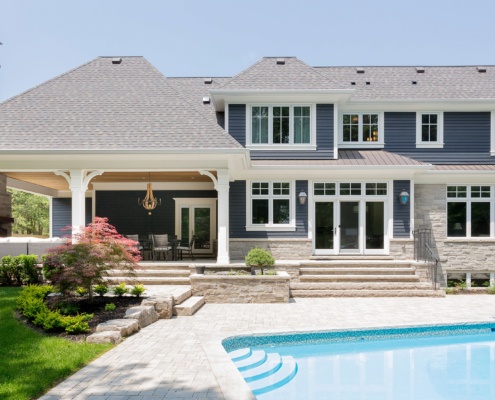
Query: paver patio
40 295 495 400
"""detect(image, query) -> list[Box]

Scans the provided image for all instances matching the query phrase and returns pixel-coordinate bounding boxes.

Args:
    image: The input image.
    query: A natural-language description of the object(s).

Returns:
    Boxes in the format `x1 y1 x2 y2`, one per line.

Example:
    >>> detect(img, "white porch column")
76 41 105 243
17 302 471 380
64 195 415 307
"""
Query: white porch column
55 169 103 237
199 169 230 264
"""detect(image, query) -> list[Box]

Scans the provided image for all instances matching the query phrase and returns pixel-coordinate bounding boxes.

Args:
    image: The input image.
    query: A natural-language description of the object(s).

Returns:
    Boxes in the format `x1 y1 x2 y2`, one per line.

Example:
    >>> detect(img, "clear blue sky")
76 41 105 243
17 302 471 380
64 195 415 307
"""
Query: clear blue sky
1 0 495 101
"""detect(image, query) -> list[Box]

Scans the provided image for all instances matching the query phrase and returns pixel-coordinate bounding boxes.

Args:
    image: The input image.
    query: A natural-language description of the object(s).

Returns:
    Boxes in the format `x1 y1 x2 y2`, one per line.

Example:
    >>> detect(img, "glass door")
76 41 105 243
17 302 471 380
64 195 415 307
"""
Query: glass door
339 201 360 253
180 206 212 253
314 202 335 253
365 201 385 252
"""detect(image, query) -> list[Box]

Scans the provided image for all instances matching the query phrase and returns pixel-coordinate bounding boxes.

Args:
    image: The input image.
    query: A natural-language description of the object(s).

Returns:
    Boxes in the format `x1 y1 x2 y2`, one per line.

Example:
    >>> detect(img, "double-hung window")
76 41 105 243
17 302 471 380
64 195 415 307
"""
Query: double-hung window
340 113 383 147
250 105 313 147
416 112 444 148
447 185 493 237
248 181 295 230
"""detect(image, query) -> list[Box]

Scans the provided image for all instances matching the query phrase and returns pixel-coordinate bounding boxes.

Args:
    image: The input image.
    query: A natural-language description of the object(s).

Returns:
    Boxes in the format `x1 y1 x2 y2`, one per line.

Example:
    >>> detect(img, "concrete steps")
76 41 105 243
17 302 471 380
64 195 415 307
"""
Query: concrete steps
300 267 417 275
105 263 192 285
299 274 420 282
290 289 445 297
174 296 205 316
105 276 191 285
290 282 435 290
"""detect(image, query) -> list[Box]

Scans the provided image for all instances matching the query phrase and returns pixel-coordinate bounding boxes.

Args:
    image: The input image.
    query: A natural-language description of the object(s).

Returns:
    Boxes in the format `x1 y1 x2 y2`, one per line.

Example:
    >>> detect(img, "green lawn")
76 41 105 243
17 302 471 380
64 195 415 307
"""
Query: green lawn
0 287 113 400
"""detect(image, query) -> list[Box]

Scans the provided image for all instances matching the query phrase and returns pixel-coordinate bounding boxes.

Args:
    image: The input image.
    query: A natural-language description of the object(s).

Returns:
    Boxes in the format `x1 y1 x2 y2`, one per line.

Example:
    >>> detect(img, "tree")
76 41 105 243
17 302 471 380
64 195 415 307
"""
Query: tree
8 189 49 237
43 217 141 302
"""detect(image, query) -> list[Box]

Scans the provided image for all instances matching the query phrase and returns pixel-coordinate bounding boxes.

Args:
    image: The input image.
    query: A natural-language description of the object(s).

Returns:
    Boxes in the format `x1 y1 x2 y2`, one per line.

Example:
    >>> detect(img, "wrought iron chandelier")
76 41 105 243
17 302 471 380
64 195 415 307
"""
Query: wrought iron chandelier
138 173 162 215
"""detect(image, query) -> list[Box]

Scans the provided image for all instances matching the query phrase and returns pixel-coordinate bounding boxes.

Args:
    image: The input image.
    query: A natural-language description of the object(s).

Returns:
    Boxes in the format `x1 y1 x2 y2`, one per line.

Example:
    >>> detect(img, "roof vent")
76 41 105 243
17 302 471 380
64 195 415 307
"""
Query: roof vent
351 81 356 85
477 66 487 73
202 96 211 104
412 80 417 85
204 78 213 84
276 58 285 65
111 58 122 64
415 67 425 73
356 67 365 74
365 81 371 85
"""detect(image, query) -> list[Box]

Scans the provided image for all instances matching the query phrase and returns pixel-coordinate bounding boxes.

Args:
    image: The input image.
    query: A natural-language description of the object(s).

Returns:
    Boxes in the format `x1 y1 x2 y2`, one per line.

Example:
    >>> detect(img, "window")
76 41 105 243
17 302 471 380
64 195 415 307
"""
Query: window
248 181 294 230
249 105 313 147
313 182 388 197
416 112 444 148
447 185 493 237
340 113 383 147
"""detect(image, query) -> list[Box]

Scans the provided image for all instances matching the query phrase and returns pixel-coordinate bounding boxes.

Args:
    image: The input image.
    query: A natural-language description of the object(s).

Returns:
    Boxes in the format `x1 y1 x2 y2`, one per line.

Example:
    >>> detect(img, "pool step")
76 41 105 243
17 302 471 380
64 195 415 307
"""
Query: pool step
229 349 298 396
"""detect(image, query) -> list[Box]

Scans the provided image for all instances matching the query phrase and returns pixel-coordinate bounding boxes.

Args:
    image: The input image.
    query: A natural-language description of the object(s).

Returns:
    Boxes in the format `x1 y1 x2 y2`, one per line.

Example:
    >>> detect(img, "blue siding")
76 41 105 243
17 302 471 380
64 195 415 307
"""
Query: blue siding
229 180 308 238
384 112 493 164
228 104 246 146
393 181 411 238
52 198 92 237
95 190 217 237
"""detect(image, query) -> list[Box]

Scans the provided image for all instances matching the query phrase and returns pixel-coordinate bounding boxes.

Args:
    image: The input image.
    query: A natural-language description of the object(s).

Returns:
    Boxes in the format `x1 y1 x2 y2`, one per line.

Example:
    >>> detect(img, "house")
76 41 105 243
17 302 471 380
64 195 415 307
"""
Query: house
0 56 494 287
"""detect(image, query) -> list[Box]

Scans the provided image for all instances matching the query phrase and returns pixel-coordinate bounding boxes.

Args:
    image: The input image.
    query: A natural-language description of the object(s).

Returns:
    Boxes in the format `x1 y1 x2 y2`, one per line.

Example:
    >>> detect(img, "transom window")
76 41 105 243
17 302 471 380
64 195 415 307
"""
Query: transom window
416 112 444 148
250 105 312 146
447 185 494 238
313 182 388 197
340 113 383 147
250 181 293 228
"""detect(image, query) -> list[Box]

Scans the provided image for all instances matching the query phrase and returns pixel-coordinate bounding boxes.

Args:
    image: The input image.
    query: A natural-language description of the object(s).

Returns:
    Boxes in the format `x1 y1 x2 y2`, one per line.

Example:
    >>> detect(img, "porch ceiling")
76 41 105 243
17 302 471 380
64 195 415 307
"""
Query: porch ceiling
5 171 217 191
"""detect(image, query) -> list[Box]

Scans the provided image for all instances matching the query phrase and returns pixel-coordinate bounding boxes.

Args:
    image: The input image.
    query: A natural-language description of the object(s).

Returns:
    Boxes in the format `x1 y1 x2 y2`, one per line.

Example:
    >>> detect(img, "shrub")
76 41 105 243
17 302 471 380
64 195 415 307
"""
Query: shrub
104 303 116 311
43 217 140 302
57 302 80 316
131 284 146 297
113 282 129 297
75 286 89 297
0 254 40 286
487 286 495 295
245 247 275 275
93 284 109 297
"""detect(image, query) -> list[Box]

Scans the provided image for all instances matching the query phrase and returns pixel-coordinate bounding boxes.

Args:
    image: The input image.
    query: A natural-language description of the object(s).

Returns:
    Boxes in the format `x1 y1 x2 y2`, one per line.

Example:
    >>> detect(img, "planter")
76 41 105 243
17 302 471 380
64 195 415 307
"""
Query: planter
195 265 205 274
190 271 290 303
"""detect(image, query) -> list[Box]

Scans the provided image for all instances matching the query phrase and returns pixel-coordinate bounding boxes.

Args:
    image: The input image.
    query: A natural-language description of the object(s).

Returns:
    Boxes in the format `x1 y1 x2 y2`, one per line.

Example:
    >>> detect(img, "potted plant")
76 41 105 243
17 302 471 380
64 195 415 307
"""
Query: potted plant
245 247 275 275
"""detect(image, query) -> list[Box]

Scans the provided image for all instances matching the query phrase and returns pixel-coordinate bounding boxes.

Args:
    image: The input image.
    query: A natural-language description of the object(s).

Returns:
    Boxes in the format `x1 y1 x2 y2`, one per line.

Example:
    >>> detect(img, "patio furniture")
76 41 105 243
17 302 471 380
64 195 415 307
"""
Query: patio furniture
125 234 144 258
151 234 172 261
177 236 196 261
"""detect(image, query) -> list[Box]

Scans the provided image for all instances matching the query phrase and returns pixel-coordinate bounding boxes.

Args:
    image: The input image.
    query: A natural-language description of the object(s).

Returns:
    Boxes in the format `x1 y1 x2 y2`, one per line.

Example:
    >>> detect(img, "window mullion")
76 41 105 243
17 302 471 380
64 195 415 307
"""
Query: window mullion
269 106 273 144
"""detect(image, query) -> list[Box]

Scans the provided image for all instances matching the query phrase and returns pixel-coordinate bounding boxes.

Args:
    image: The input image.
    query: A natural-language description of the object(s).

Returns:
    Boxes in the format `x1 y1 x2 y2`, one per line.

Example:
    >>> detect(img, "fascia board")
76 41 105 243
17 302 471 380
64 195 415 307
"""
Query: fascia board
344 99 495 112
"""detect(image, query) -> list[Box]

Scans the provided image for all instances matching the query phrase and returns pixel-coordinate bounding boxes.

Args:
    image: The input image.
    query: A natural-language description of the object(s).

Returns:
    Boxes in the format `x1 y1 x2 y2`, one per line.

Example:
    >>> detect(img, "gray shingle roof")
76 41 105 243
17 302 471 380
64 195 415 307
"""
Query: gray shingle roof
219 57 337 90
0 57 242 151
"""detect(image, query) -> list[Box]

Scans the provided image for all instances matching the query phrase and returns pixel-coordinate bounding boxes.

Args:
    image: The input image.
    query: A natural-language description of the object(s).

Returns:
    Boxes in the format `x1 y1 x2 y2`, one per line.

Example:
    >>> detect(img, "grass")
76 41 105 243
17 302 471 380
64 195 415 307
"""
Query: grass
0 287 113 400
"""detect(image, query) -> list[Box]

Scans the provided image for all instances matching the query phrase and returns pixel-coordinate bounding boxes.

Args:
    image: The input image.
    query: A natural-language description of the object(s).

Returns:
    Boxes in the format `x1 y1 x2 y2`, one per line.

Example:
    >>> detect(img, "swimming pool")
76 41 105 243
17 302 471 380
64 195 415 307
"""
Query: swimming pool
223 322 495 399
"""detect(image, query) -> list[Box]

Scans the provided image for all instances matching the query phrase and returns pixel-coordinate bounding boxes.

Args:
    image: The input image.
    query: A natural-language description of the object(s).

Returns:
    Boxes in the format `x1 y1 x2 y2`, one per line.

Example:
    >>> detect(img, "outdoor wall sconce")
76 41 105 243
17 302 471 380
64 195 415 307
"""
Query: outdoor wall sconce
399 189 410 205
298 189 308 205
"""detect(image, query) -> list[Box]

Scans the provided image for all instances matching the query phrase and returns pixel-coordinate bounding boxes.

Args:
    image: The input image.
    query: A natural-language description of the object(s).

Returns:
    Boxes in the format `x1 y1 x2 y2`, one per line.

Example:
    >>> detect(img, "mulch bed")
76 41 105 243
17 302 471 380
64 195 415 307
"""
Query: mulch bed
18 295 143 341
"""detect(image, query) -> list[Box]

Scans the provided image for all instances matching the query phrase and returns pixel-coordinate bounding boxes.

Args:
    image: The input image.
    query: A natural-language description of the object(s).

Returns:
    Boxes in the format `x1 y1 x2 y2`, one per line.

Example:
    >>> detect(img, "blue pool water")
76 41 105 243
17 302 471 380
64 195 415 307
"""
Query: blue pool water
223 323 495 400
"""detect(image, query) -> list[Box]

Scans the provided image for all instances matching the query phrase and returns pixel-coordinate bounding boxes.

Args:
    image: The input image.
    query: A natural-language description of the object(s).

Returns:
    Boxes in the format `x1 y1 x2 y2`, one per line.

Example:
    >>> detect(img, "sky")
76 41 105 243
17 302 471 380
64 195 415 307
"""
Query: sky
1 0 495 101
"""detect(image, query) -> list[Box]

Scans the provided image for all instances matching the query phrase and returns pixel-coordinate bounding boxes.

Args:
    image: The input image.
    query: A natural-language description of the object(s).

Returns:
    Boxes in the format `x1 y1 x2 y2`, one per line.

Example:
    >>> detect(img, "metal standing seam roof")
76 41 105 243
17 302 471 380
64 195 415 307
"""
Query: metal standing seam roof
250 150 430 167
0 57 243 151
434 165 495 171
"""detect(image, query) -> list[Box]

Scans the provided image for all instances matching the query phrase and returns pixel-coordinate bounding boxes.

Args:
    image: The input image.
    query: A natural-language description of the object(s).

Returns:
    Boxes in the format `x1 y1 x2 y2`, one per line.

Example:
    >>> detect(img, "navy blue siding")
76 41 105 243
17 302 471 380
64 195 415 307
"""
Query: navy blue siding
393 181 411 238
228 104 246 147
95 190 217 237
384 112 493 164
229 180 308 238
52 198 92 238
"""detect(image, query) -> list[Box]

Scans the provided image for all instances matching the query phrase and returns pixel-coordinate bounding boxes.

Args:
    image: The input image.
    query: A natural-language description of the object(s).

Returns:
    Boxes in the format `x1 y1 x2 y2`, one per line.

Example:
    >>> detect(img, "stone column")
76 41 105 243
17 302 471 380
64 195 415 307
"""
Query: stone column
55 170 103 237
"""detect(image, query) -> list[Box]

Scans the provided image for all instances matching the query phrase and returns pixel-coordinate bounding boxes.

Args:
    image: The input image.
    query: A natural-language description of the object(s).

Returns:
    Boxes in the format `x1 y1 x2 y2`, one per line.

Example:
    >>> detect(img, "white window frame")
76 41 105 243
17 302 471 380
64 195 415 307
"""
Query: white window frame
446 185 495 238
339 112 384 148
246 180 296 231
416 112 444 148
246 104 316 150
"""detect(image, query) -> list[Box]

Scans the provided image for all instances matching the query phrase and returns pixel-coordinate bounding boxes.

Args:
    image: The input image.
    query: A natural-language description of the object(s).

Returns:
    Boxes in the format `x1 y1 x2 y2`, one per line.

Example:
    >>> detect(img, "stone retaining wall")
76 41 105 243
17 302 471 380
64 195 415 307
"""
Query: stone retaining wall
229 238 312 261
190 272 290 303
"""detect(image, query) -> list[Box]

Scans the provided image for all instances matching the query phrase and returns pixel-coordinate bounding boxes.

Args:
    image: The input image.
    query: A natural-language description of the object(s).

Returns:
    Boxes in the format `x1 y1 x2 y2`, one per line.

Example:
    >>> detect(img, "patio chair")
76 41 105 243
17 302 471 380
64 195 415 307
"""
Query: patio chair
177 236 196 261
125 234 143 256
151 234 172 261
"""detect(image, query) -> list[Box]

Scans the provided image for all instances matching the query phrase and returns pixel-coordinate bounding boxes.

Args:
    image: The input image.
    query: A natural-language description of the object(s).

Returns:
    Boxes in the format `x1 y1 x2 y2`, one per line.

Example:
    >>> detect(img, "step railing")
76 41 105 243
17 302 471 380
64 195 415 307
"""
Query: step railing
413 228 439 290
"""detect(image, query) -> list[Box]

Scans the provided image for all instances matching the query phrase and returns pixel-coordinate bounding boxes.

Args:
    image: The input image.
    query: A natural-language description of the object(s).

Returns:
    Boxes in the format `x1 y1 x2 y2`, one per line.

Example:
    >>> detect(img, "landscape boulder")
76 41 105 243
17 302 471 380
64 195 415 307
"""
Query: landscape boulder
124 305 159 328
86 331 122 344
96 318 139 336
141 295 174 319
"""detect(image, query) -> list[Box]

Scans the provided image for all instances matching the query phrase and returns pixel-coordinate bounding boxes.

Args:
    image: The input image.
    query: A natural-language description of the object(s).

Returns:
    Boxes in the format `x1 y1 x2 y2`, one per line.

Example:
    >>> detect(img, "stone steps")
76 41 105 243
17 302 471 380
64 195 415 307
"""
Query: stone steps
299 274 420 283
107 269 190 278
300 267 416 276
290 289 445 297
290 282 435 290
105 276 191 285
173 296 205 316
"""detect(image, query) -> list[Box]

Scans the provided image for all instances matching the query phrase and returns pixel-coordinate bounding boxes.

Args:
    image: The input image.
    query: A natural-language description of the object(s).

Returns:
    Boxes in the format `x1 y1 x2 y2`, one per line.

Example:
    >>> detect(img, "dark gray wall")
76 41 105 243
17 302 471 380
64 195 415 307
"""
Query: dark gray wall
384 112 493 164
228 104 335 160
52 198 92 238
393 180 411 238
229 180 308 238
95 190 217 237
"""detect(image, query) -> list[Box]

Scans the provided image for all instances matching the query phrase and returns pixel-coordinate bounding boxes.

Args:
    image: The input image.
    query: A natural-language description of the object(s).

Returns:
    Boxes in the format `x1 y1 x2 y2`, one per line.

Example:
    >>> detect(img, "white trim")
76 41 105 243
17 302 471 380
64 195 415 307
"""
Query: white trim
338 112 384 147
92 182 215 191
245 180 296 231
333 103 339 159
246 104 316 147
409 180 415 238
225 103 229 133
491 111 495 155
416 111 444 148
49 197 53 238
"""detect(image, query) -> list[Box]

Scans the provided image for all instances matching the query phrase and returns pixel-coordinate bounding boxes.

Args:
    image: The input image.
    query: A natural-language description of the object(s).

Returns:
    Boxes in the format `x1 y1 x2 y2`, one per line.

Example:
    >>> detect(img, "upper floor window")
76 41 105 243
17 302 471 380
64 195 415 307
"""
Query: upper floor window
340 113 384 148
416 112 444 148
249 105 314 148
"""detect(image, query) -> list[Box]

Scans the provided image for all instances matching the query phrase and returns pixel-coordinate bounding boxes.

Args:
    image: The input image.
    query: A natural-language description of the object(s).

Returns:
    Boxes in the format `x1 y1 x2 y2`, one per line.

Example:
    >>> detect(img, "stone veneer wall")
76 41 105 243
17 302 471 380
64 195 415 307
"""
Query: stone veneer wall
415 183 495 285
0 175 12 237
229 238 312 261
190 272 291 303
